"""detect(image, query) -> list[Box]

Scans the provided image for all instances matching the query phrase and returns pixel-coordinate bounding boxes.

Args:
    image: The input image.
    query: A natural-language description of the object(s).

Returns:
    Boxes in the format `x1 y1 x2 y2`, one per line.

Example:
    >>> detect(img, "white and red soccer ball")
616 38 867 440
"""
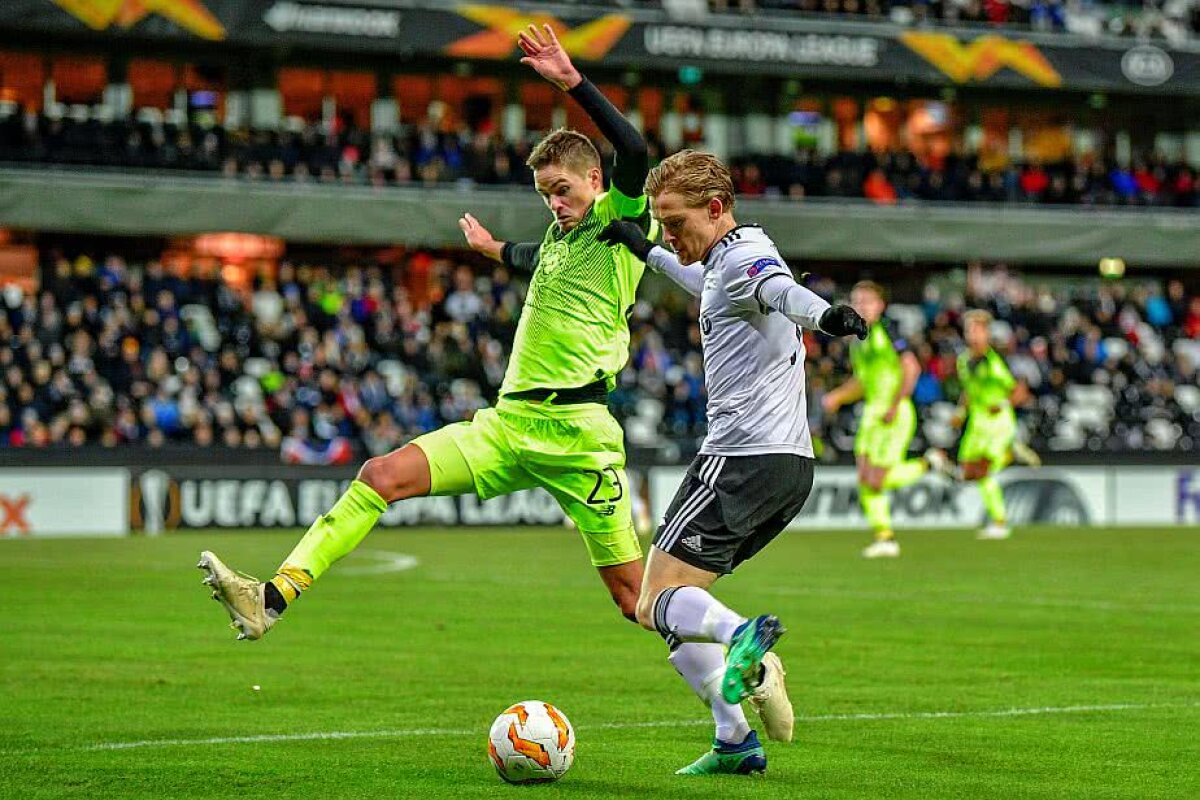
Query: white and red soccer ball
487 700 575 784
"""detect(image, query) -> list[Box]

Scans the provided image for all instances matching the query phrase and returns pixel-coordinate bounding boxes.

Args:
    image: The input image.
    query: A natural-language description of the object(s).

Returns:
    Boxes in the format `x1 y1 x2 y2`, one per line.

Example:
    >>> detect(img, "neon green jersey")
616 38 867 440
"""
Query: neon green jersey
957 348 1015 415
850 320 907 411
500 186 653 396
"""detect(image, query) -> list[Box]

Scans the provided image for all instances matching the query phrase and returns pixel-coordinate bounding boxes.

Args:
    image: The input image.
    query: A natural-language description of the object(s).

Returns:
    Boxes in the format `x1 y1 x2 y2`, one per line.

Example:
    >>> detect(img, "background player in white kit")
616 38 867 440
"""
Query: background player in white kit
599 150 867 776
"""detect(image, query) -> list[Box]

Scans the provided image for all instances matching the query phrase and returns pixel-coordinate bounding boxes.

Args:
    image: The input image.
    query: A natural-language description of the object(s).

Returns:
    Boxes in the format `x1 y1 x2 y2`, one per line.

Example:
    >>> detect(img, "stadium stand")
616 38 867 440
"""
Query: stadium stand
2 250 1196 460
3 113 1195 208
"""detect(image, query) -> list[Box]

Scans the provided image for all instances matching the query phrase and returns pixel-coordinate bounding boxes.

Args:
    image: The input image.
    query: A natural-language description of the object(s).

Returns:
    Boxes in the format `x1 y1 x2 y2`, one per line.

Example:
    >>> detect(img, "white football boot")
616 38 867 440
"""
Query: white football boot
976 522 1011 540
862 539 901 559
197 551 276 641
747 652 794 743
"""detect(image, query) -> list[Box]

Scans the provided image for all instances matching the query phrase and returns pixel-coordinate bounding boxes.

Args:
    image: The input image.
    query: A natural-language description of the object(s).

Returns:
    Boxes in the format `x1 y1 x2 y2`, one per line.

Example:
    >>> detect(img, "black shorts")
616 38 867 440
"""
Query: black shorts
653 453 815 574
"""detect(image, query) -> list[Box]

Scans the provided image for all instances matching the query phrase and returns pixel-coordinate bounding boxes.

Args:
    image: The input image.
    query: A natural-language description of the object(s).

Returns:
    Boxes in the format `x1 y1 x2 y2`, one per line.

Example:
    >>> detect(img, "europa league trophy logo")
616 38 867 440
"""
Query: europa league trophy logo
139 469 171 536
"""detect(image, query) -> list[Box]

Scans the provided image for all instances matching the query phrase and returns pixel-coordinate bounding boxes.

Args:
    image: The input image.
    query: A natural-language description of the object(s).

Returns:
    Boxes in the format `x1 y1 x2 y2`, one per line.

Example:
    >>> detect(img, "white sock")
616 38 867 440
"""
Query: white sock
669 642 751 744
655 585 747 645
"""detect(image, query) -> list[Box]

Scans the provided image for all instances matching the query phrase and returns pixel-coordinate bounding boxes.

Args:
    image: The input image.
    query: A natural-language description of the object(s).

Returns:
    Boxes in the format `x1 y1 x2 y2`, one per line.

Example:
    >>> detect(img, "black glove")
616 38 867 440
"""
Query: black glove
597 219 655 262
820 304 868 340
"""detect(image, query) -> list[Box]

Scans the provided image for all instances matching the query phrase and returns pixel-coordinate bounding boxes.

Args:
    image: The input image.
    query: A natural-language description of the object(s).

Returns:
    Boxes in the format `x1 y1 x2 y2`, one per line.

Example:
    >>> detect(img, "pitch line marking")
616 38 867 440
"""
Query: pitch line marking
76 701 1200 752
337 549 419 576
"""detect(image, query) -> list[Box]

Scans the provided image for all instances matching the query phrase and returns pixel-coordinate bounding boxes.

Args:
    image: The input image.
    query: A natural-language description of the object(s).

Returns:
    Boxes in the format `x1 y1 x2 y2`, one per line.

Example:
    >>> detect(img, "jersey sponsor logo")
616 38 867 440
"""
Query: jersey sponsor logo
746 257 780 278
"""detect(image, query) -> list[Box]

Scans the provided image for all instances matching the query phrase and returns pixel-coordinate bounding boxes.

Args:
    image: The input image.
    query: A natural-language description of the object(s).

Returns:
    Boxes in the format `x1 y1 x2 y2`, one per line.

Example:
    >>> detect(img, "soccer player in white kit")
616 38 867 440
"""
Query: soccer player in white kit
599 150 867 775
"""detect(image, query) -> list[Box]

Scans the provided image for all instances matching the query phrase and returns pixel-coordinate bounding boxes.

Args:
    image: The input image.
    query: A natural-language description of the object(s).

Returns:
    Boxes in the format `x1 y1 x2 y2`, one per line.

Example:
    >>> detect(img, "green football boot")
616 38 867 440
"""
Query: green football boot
722 614 786 705
676 731 767 776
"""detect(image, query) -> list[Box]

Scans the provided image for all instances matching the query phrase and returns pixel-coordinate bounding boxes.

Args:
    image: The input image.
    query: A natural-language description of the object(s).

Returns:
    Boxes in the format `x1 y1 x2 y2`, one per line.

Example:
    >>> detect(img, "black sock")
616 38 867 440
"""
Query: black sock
263 581 288 615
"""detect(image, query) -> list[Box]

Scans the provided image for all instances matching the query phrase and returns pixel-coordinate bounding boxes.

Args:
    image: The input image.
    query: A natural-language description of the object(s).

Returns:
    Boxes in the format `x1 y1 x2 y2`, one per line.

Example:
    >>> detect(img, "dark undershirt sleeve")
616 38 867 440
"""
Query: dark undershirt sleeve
501 241 541 273
566 78 649 199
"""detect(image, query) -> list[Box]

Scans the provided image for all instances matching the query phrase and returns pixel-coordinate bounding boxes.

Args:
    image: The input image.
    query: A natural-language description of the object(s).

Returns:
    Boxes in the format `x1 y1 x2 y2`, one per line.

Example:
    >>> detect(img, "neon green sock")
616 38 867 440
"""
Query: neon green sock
883 458 927 490
277 480 389 585
978 476 1006 524
859 486 892 536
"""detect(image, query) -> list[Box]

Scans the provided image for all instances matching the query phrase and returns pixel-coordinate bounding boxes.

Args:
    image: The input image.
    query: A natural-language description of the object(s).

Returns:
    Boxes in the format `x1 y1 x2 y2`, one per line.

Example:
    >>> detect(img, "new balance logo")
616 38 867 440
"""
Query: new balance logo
680 534 703 553
596 505 616 517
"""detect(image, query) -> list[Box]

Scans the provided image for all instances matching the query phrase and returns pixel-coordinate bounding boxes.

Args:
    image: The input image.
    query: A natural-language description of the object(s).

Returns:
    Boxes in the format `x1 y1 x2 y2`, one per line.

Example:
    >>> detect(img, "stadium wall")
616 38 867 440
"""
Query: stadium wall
3 169 1199 266
1 465 1197 537
0 469 128 537
650 466 1200 530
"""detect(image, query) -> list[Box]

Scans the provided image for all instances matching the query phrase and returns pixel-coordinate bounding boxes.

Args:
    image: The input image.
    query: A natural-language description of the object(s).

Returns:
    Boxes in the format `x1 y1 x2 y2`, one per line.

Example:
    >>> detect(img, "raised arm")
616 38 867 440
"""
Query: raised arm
458 213 540 273
518 24 648 198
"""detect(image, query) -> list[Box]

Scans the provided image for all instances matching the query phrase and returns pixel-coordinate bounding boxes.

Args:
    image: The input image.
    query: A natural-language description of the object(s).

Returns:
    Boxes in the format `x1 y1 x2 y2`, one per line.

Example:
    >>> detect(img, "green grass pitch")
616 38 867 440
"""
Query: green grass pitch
2 526 1197 799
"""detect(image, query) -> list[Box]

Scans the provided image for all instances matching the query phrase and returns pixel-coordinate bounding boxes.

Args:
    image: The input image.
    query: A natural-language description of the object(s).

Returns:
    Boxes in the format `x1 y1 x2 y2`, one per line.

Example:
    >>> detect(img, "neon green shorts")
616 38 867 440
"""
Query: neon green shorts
958 409 1016 467
411 398 640 567
854 400 917 467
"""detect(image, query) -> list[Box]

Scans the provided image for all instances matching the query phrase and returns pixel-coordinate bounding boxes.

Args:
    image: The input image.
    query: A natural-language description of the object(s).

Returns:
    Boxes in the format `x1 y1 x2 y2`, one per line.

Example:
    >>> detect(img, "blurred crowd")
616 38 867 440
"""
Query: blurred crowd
735 150 1199 207
3 111 1197 208
810 266 1200 454
626 265 1200 456
0 252 518 461
2 251 1197 460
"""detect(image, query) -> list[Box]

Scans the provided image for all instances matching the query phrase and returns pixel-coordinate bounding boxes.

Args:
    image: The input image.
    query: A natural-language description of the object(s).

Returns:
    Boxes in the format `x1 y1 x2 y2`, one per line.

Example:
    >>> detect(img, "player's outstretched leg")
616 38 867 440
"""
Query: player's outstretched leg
198 442 441 640
198 477 388 640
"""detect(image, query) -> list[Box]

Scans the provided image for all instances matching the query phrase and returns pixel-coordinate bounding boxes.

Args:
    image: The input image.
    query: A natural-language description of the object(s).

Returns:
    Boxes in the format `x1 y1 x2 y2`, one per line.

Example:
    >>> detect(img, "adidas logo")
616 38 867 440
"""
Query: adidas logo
680 534 703 553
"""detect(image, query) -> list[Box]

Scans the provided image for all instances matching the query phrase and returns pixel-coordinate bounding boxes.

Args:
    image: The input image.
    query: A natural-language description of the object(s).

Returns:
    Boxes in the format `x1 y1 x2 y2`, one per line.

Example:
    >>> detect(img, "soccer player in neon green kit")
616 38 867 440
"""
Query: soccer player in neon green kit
823 280 939 558
197 24 656 638
949 309 1039 539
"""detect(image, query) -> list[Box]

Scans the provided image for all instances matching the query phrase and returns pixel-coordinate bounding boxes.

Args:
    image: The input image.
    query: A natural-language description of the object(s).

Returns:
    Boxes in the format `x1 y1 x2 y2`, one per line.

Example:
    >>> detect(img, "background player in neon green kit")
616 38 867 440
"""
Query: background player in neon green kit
945 309 1039 540
823 281 939 558
197 24 656 640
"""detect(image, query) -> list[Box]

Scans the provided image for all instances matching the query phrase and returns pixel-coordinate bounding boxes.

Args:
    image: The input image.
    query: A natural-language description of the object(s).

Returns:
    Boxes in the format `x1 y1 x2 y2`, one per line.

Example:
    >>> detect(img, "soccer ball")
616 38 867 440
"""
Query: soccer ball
487 700 575 784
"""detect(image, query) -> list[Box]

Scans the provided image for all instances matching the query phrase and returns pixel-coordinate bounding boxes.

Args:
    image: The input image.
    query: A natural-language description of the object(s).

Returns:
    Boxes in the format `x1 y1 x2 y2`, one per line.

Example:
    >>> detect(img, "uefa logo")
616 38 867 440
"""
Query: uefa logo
1121 45 1174 87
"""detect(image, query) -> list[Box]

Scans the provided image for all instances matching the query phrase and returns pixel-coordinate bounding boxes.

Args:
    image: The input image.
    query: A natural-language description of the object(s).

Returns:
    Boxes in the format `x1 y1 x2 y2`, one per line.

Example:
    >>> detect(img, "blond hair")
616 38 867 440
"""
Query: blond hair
526 128 601 175
963 309 993 328
644 149 735 212
852 280 886 301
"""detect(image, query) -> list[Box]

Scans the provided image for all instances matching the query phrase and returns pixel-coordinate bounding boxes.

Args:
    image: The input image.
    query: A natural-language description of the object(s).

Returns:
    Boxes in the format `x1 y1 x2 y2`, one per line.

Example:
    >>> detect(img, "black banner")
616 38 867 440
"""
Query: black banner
3 1 1200 94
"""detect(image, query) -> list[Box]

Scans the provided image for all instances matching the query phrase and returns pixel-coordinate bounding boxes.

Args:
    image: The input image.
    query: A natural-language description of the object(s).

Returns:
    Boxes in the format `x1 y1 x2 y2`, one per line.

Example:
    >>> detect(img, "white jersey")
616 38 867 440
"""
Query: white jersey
649 225 829 458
